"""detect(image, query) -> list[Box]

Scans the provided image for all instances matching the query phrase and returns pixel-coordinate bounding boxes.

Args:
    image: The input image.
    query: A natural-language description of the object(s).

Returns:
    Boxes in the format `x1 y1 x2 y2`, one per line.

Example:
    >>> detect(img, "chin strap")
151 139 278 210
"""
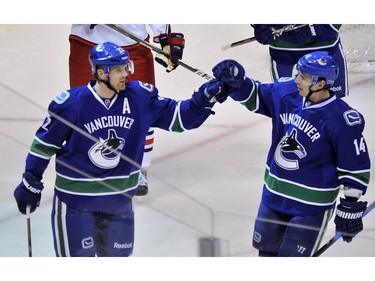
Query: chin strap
96 76 118 94
306 85 326 101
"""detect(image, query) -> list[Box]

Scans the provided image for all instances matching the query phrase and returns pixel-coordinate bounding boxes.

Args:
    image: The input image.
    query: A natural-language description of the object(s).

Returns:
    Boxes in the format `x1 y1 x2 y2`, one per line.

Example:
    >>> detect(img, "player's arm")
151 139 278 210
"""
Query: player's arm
149 79 227 132
176 79 227 130
251 24 275 45
333 111 371 242
13 113 57 215
212 59 277 117
14 94 73 214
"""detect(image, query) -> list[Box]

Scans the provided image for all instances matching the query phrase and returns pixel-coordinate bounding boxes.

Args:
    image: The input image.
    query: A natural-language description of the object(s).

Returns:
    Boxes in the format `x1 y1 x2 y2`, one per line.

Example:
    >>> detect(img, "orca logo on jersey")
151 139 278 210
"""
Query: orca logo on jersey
88 129 125 169
274 128 307 170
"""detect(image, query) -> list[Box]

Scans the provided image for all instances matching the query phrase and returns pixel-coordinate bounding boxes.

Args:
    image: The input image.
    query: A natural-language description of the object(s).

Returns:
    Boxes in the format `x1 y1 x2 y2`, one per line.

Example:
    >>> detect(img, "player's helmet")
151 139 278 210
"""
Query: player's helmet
297 51 339 87
89 42 134 76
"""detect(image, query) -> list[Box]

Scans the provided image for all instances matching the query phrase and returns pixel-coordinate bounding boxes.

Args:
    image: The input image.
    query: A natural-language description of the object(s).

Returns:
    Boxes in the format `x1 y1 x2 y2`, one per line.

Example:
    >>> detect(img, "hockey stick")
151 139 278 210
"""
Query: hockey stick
105 24 213 80
26 204 32 257
221 24 308 51
313 200 375 257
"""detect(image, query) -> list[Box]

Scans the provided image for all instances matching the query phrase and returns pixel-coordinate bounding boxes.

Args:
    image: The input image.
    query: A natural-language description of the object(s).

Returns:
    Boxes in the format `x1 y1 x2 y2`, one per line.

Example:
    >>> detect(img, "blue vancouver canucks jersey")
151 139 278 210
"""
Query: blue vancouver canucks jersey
24 81 213 212
267 24 342 64
231 77 370 216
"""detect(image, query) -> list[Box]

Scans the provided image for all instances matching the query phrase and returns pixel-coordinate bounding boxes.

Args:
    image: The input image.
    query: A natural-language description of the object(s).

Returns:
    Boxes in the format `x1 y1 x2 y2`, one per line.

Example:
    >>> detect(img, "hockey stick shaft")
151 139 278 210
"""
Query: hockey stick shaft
313 200 375 257
105 24 213 80
221 24 308 51
26 204 32 257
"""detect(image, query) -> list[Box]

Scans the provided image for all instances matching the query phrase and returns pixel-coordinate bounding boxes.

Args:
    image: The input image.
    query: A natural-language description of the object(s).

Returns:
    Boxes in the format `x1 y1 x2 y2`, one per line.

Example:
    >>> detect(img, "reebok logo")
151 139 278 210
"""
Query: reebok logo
114 242 133 249
329 86 342 92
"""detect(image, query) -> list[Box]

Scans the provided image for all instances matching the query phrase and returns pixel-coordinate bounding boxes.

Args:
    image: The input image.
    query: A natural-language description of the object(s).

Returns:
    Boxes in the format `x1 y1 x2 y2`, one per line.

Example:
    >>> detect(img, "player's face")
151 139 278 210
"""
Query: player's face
109 63 133 91
295 71 313 96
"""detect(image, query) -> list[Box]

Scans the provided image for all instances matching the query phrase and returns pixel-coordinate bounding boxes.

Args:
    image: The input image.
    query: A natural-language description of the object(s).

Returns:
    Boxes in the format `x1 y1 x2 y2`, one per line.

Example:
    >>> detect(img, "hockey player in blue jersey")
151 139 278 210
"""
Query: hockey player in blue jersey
251 24 348 98
13 42 227 257
212 51 370 256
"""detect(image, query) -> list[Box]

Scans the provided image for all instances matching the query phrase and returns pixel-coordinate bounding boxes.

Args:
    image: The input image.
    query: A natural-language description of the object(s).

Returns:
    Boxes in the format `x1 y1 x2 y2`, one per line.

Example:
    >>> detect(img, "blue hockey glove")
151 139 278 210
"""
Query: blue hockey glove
334 197 367 242
192 79 227 110
154 32 185 72
252 24 275 45
212 59 246 92
14 171 44 215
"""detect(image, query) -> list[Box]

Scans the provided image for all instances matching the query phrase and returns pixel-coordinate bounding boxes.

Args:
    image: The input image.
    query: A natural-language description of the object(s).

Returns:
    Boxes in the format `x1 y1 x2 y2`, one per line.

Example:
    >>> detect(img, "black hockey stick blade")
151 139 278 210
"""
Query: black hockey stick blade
221 37 257 51
313 200 375 257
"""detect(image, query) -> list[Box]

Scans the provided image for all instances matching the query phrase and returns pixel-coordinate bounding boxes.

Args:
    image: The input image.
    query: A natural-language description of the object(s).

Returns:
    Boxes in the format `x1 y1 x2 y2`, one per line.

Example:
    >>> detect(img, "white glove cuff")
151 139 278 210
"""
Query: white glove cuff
343 186 363 199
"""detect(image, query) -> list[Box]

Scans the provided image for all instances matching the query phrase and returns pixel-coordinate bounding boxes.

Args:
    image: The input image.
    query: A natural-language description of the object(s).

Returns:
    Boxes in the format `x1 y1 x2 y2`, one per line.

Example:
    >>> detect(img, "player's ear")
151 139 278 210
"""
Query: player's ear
96 68 105 79
317 78 327 89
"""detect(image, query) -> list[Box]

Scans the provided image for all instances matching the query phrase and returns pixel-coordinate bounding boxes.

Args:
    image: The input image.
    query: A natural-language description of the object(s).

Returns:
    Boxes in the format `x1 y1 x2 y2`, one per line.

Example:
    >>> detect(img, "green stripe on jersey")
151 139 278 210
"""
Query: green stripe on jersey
273 37 339 49
338 170 370 186
241 81 258 112
171 101 184 132
30 138 60 157
55 172 139 194
264 168 340 205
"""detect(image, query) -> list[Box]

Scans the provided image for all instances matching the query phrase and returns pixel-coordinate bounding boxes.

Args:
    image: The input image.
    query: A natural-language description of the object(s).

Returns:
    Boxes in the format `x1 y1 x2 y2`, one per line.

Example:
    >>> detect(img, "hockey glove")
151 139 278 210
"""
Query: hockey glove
192 79 227 110
14 171 44 215
334 197 367 242
154 33 185 72
252 24 275 45
212 59 246 92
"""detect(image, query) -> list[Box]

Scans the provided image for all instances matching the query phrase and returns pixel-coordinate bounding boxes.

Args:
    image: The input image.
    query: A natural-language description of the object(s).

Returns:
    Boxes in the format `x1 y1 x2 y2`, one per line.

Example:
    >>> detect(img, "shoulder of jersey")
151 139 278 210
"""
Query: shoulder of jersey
330 100 363 127
274 77 298 94
52 86 89 106
126 80 158 95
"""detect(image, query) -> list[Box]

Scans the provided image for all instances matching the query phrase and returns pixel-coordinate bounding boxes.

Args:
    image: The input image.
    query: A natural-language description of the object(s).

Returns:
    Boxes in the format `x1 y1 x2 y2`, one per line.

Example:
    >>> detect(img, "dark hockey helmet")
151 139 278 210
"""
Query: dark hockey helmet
297 51 339 87
89 42 134 76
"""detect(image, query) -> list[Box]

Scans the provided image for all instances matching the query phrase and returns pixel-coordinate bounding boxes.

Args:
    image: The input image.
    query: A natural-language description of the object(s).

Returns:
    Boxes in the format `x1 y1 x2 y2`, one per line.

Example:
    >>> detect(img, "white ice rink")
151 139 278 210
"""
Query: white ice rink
1 24 375 278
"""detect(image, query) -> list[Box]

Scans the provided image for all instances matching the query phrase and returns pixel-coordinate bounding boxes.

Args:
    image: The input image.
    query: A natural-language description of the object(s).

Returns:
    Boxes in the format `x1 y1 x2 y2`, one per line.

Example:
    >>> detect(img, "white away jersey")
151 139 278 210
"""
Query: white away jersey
70 24 170 46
